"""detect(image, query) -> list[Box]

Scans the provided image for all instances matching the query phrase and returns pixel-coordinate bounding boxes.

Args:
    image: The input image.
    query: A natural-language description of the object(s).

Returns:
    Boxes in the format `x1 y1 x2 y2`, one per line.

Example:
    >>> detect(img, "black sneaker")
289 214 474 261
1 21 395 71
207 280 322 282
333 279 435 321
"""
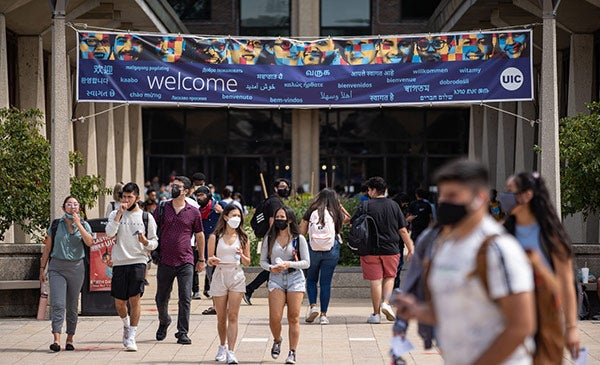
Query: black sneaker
271 338 282 359
175 332 192 345
243 293 252 306
156 316 171 341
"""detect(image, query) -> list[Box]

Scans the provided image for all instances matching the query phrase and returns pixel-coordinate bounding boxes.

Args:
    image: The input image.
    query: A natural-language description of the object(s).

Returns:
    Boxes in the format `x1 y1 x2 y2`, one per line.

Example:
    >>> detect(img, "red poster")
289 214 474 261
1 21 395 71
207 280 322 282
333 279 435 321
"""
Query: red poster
89 232 116 291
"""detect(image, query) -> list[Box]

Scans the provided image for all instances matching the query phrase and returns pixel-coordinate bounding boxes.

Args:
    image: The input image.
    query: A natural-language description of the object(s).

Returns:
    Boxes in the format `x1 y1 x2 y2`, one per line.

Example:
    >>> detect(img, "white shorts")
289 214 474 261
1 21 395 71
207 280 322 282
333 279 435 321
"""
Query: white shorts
209 265 246 297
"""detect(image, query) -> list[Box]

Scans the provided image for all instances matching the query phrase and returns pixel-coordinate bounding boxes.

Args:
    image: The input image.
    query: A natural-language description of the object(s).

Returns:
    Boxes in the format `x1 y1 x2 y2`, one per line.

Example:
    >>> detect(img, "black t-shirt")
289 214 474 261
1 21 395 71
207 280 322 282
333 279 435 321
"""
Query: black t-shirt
351 197 408 255
263 195 284 221
408 199 432 235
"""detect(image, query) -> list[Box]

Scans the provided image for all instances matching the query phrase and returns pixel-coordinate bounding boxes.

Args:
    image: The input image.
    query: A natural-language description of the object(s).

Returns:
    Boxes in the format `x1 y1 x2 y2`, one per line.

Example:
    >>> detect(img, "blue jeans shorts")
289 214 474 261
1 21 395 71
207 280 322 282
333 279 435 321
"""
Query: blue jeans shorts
268 269 306 293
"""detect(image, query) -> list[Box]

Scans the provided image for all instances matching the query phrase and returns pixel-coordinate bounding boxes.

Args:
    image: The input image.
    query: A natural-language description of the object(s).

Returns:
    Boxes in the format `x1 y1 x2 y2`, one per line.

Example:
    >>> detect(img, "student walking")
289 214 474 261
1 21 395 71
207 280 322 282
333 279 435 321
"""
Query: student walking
504 172 580 360
207 205 251 364
299 188 350 324
105 182 158 351
260 206 310 364
39 196 94 352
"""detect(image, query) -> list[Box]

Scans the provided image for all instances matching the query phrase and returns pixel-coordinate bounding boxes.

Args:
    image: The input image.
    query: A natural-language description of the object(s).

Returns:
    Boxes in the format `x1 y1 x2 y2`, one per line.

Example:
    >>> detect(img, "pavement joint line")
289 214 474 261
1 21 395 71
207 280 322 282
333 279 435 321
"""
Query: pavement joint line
348 337 376 341
240 337 269 342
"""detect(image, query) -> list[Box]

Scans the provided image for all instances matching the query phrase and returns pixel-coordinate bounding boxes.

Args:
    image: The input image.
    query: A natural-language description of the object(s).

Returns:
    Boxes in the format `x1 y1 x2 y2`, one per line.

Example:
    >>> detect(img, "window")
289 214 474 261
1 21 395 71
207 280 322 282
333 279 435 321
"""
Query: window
240 0 290 36
167 0 211 20
321 0 371 36
400 0 441 19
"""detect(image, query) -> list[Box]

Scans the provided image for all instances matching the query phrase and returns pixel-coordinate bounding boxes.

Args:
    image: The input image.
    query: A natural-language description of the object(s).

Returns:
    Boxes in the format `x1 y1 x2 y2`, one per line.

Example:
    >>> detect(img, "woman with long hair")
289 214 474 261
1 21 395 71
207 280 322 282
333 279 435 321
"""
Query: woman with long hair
299 188 350 324
39 196 94 352
260 206 310 365
207 204 251 364
503 172 580 360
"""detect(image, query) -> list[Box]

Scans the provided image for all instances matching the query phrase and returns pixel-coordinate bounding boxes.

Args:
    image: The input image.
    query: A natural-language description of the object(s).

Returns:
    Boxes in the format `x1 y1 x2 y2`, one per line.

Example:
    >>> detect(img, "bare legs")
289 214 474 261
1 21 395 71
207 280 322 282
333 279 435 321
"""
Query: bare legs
213 292 244 350
268 289 304 351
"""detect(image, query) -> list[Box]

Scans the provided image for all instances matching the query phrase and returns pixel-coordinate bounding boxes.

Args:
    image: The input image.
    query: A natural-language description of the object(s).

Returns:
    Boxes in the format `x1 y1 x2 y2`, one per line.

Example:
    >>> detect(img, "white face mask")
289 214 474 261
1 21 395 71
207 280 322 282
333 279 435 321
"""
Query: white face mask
227 216 242 229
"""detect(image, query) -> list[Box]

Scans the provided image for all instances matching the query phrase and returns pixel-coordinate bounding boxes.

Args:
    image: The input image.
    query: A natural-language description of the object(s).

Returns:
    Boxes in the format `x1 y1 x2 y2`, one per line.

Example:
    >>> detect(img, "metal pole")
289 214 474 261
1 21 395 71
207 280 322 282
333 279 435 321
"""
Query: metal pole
540 0 561 215
50 0 71 219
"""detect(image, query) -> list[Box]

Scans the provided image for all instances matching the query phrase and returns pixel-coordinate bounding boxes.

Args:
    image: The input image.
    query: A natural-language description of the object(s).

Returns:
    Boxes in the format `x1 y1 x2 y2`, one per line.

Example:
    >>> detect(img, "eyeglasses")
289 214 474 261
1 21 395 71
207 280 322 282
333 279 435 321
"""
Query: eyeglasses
416 38 447 51
65 203 80 207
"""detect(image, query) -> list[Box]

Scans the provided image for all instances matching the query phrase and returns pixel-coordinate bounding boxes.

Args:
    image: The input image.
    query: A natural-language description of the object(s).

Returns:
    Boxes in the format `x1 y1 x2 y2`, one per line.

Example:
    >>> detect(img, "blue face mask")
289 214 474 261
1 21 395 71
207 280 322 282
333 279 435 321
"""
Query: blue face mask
498 192 518 215
64 213 73 219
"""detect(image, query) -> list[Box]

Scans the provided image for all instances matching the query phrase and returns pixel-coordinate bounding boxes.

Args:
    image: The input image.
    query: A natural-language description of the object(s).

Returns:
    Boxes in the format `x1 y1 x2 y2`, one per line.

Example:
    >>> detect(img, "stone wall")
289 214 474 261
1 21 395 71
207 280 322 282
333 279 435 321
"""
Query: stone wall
0 244 43 317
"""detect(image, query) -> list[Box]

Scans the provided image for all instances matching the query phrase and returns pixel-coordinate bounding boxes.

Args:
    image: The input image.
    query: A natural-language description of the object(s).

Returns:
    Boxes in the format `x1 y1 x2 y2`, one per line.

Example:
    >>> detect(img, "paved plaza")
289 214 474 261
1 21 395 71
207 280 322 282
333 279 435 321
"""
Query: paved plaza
0 266 599 364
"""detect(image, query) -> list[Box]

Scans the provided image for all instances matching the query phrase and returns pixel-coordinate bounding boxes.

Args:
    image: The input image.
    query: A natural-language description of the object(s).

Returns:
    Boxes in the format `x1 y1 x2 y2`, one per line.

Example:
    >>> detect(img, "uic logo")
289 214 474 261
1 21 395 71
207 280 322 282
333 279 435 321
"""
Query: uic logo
500 67 523 91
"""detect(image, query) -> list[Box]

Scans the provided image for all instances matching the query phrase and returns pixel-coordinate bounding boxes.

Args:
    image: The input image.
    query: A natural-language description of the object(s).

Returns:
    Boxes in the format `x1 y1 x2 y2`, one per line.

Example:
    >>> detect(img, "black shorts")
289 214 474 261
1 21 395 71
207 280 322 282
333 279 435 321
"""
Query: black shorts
111 263 146 300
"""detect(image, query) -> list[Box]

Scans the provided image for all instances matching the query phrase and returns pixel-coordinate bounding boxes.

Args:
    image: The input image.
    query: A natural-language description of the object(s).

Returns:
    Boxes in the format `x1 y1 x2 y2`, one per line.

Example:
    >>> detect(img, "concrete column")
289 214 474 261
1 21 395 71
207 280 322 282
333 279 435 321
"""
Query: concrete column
514 102 536 172
17 36 46 126
95 103 117 217
113 105 131 183
292 110 320 193
567 34 593 116
539 0 561 214
481 104 499 186
468 105 484 161
129 105 145 187
0 14 13 243
74 103 100 218
290 0 320 193
495 102 517 188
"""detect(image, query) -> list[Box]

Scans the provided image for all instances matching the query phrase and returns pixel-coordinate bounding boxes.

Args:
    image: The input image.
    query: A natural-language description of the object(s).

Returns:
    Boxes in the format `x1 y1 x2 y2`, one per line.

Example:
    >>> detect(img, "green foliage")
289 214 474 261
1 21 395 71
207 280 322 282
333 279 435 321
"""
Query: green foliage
0 108 51 240
0 107 110 241
244 194 363 266
559 102 600 218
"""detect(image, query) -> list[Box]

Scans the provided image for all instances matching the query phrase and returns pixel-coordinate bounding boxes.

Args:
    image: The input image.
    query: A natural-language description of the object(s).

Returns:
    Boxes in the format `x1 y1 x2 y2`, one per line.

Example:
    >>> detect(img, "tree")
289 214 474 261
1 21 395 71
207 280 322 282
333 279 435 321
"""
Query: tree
0 107 110 241
559 102 600 218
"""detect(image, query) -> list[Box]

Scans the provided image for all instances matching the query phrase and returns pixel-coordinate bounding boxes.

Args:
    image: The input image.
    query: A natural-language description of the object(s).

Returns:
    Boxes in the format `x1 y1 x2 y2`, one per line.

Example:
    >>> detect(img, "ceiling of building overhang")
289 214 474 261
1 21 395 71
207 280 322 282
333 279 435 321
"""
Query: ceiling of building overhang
0 0 186 63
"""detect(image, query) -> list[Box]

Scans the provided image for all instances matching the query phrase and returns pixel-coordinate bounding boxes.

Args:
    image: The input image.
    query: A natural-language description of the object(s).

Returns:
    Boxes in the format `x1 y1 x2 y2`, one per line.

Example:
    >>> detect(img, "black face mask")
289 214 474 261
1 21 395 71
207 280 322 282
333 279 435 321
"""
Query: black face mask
436 202 469 226
274 219 288 230
171 185 181 199
127 202 137 211
277 188 290 198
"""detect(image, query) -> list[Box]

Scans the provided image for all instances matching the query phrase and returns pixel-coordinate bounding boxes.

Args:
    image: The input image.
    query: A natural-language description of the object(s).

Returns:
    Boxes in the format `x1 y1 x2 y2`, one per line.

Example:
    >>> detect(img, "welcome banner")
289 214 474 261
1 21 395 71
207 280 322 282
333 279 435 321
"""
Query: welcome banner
77 30 533 107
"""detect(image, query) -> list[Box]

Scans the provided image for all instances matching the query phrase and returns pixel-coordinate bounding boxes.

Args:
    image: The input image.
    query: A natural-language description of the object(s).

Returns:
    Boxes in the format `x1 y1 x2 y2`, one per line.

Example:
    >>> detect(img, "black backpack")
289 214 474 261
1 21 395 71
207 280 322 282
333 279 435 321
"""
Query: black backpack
347 200 379 256
250 197 275 238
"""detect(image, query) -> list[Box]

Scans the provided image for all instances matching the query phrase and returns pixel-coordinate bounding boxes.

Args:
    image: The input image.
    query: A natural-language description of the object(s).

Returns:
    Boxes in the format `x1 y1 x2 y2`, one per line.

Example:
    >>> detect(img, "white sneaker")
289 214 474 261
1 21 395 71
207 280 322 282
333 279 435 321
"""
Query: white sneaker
126 336 138 352
367 313 381 324
122 326 130 347
305 306 319 323
319 315 329 325
226 350 238 364
380 302 396 321
215 344 228 362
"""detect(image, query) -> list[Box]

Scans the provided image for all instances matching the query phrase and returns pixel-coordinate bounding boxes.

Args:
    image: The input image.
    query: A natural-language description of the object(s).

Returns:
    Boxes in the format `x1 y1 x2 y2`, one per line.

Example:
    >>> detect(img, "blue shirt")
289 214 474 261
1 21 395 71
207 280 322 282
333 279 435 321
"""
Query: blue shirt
515 223 551 268
46 217 92 261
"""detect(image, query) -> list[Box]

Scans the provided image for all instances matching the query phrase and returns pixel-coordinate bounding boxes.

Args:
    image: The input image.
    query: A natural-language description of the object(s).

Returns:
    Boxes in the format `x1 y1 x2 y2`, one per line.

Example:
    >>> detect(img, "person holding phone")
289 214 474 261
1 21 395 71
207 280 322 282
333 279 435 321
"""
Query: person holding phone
106 182 158 351
39 196 94 352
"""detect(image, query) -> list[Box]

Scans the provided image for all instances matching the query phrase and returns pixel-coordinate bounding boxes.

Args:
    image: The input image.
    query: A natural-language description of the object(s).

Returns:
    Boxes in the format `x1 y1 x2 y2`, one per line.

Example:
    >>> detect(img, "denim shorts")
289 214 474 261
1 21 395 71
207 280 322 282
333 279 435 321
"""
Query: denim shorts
268 269 306 293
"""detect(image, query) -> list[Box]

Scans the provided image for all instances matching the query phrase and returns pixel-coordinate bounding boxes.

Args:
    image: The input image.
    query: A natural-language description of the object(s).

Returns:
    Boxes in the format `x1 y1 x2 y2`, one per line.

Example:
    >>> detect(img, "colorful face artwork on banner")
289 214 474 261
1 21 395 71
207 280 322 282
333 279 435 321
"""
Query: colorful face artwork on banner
77 30 533 107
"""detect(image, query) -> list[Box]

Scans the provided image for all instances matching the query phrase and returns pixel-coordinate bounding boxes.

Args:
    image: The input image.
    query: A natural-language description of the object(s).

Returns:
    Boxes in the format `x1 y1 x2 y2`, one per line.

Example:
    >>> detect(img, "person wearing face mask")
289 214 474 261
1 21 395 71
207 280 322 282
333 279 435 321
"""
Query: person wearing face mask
39 196 94 352
195 185 228 313
395 160 535 365
207 205 251 364
502 172 580 360
260 206 310 364
153 176 204 345
244 178 291 305
105 182 159 352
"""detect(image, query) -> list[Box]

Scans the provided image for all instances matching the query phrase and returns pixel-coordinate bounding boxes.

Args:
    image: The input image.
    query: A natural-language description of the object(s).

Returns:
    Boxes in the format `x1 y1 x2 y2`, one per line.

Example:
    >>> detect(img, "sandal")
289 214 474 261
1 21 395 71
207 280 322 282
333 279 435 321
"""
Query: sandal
49 343 60 352
202 306 217 315
65 343 75 351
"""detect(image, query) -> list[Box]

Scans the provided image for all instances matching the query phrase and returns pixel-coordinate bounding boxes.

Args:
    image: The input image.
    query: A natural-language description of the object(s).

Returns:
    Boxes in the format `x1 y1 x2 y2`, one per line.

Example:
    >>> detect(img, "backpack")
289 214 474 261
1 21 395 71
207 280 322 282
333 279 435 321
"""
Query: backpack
347 200 379 256
250 197 276 238
470 235 563 365
307 208 336 251
150 201 167 264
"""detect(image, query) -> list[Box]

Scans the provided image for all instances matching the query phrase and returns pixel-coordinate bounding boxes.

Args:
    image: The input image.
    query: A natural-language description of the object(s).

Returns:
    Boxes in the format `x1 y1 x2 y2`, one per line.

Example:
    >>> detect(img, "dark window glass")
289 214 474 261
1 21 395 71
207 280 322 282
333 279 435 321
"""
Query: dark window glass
321 0 370 36
167 0 211 20
240 0 290 36
400 0 441 19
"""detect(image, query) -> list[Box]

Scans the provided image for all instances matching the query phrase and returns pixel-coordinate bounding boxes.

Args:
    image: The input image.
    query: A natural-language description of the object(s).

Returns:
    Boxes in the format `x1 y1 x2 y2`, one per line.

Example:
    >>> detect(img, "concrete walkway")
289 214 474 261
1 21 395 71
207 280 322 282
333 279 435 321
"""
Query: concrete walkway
0 266 599 364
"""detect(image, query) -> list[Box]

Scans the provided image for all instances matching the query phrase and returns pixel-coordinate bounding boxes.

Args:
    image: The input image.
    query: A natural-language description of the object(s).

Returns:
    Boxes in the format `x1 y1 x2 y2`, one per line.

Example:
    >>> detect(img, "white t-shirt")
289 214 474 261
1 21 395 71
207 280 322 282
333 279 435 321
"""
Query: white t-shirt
428 216 534 365
105 209 158 266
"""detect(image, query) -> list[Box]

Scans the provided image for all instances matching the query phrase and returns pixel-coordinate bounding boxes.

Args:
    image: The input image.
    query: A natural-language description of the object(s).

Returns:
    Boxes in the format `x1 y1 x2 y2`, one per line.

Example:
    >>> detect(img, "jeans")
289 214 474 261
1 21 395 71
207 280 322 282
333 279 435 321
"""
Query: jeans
155 263 193 335
393 249 405 289
306 240 340 313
